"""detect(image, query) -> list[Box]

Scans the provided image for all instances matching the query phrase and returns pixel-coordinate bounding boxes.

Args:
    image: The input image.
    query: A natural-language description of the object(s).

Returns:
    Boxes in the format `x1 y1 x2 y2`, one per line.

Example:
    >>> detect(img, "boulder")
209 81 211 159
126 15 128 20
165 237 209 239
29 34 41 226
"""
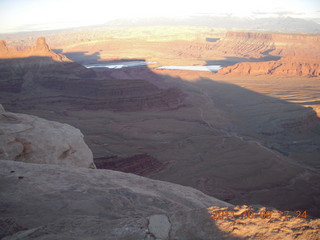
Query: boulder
0 107 95 168
148 214 171 240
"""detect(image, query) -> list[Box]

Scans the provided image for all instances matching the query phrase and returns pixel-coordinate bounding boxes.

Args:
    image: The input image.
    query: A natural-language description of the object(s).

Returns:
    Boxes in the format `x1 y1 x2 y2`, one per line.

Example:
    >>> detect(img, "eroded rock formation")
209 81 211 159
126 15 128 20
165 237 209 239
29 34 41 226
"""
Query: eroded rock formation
0 37 69 62
215 32 320 76
0 40 8 54
218 58 320 76
0 105 95 168
215 31 320 59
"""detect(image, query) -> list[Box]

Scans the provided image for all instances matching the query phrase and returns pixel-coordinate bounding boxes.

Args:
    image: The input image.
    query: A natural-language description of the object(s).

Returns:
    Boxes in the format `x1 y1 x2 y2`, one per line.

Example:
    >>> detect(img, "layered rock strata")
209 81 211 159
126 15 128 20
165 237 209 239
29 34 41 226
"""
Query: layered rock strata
215 31 320 59
218 58 320 76
215 32 320 76
0 37 69 61
0 38 185 111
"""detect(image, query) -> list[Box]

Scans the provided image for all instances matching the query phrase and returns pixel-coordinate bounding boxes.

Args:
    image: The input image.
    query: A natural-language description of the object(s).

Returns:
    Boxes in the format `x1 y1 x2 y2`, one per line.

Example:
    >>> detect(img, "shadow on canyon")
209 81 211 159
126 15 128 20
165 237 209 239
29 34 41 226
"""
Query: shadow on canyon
205 48 281 67
1 55 320 219
53 49 146 65
53 48 281 68
205 37 220 42
205 55 281 67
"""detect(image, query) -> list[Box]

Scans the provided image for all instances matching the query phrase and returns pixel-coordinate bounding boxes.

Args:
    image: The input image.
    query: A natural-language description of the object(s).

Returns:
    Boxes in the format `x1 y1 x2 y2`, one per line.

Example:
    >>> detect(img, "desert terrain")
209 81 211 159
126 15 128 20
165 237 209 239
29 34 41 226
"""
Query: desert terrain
1 22 320 238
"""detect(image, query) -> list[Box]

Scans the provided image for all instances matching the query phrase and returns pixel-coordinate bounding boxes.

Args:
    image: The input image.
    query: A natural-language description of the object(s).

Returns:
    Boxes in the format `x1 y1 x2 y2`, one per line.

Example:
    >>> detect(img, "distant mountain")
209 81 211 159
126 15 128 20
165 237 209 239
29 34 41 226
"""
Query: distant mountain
0 16 318 40
106 16 320 33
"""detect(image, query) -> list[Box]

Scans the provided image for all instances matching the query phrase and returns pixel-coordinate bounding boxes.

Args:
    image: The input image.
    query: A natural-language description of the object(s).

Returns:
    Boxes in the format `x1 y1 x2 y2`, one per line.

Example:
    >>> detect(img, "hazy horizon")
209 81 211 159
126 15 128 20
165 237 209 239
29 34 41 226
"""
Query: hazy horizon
0 0 319 33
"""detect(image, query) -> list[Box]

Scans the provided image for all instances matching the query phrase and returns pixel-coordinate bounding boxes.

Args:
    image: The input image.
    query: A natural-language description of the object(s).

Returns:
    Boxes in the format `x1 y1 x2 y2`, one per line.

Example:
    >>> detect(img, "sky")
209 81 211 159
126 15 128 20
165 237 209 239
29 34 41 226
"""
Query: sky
0 0 319 33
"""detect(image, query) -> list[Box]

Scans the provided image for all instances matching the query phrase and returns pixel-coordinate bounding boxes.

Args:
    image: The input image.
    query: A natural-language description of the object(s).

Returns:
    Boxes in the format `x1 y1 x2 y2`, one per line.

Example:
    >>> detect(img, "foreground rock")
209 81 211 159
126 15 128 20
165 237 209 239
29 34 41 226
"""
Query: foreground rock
206 205 320 240
0 105 94 168
0 160 230 240
1 160 319 240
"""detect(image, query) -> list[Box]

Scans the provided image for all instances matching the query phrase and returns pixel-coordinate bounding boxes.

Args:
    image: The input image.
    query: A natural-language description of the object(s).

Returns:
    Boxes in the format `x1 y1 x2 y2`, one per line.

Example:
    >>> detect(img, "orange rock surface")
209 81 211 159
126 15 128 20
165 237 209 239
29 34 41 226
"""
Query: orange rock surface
218 58 320 76
0 37 70 62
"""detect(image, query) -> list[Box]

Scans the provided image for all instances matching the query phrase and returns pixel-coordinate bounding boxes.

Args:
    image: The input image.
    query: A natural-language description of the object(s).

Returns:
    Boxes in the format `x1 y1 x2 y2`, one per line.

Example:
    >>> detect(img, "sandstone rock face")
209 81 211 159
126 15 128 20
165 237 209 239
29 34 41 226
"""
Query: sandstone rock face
34 37 50 52
212 32 275 58
216 31 320 59
0 38 82 93
215 32 320 76
218 58 320 76
1 160 318 240
0 40 8 54
0 38 70 62
0 160 231 240
0 107 94 168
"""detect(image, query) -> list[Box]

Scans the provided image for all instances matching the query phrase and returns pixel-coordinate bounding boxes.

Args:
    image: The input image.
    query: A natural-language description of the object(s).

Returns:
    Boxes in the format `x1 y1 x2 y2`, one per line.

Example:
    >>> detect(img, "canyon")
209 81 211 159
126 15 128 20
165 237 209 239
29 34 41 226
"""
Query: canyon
1 26 320 238
0 38 184 112
1 110 319 239
216 32 320 76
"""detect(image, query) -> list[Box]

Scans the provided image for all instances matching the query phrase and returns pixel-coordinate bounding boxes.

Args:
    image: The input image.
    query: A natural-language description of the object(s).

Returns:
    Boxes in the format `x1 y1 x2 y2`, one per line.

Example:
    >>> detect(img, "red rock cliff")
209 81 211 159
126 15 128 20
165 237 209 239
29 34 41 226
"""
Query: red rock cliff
218 58 320 77
214 31 320 58
0 37 70 62
216 32 320 76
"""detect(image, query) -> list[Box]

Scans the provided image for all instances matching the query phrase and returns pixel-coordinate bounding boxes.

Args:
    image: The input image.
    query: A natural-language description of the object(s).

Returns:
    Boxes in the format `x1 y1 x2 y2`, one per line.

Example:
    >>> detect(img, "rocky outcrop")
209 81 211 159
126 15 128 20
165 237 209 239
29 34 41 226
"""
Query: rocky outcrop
206 205 320 240
0 40 8 54
94 153 167 176
1 160 319 240
0 106 95 168
34 37 50 52
0 160 231 240
0 37 70 62
0 38 90 93
218 58 320 76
